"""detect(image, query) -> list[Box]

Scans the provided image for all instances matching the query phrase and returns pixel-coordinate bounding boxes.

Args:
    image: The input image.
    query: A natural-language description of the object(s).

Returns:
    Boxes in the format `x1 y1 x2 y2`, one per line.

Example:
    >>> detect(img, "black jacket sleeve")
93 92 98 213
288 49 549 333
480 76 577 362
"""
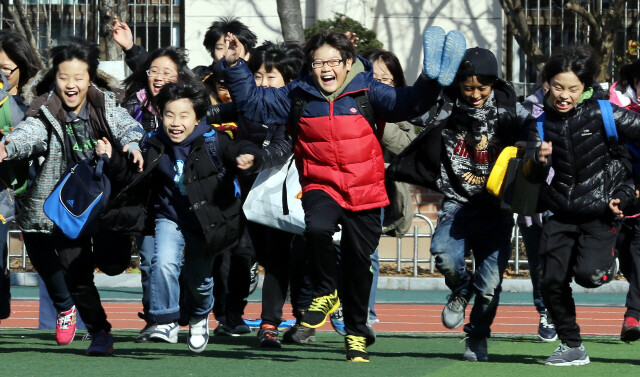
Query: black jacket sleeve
124 45 150 72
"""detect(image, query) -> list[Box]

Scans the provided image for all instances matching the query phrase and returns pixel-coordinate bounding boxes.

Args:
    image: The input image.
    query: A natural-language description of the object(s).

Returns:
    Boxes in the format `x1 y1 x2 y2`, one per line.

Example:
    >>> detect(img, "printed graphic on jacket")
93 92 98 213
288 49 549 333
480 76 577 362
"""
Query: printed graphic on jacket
437 95 501 203
173 160 187 195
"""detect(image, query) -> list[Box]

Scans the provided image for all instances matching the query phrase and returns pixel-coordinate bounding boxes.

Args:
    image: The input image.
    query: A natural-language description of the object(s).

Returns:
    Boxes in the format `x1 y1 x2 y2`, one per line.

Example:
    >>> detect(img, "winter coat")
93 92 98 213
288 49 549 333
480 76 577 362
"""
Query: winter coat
609 81 640 114
387 79 531 205
104 127 261 254
524 91 640 218
222 57 437 211
4 84 144 233
123 91 159 133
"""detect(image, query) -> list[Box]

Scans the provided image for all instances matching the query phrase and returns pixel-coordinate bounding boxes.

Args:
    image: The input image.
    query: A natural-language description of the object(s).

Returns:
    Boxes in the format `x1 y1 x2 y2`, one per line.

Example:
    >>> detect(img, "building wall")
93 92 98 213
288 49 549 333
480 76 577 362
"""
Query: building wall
184 0 503 79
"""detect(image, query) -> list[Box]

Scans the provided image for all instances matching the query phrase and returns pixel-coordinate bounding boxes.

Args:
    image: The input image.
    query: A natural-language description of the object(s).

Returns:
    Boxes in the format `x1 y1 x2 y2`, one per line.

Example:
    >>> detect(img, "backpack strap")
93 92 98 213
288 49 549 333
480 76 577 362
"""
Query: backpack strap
288 87 307 145
536 112 545 142
598 99 618 143
354 90 378 134
203 130 226 180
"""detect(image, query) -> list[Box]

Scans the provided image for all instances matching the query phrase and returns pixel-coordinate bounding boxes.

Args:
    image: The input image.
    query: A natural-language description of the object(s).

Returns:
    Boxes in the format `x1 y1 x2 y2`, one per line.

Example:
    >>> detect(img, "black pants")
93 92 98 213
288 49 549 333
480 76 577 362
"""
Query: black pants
212 224 254 322
617 217 640 319
302 190 381 338
24 231 111 334
540 216 619 347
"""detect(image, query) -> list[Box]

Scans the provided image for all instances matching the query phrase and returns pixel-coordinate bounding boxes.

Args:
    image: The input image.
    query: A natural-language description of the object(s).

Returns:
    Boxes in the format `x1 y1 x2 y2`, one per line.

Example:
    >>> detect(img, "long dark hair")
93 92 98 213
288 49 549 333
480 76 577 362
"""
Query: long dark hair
0 30 41 92
247 41 304 84
123 47 196 104
361 49 407 87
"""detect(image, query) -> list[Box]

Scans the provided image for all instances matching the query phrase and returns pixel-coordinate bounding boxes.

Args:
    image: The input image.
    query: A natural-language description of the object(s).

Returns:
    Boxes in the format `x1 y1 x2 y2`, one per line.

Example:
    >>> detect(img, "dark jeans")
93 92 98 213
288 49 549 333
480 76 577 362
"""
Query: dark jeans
430 200 514 338
24 231 111 334
540 215 620 347
302 190 381 338
518 223 546 313
617 217 640 320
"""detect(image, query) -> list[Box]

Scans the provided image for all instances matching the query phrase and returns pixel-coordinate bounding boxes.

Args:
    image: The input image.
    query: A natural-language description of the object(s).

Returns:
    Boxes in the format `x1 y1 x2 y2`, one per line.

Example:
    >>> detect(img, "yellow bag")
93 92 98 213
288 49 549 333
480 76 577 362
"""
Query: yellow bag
486 146 519 196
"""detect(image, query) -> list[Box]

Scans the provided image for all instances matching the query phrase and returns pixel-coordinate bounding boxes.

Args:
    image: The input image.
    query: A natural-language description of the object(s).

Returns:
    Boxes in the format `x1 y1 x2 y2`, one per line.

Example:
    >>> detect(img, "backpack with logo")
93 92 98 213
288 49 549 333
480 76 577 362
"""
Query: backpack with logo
44 154 111 239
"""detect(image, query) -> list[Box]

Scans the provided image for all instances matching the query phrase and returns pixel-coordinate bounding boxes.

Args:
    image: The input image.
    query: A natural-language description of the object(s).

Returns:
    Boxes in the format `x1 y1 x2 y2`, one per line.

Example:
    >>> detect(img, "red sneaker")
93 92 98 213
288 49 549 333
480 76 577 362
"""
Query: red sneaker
56 306 77 345
621 316 640 342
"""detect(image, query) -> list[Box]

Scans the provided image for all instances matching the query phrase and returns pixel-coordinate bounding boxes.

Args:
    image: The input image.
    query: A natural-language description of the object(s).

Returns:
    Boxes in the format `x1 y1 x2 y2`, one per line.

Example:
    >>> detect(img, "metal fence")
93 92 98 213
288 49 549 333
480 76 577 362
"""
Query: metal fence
0 0 182 59
507 0 640 98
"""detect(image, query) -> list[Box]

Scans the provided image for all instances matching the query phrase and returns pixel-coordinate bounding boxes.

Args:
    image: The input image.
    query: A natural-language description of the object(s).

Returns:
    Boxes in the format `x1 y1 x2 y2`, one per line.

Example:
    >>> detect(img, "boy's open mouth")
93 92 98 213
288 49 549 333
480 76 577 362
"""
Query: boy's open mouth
321 75 336 85
168 129 184 137
555 100 571 111
64 90 78 102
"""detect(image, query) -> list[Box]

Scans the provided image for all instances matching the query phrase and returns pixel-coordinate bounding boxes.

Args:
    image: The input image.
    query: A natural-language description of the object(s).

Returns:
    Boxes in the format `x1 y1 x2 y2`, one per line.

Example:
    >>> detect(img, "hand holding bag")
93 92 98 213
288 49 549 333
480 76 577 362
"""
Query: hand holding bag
44 154 111 239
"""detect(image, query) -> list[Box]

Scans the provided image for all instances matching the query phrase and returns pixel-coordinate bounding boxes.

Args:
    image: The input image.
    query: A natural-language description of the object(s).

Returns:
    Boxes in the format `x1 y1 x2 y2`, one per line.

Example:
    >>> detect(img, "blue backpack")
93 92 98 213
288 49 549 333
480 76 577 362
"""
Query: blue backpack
44 155 111 239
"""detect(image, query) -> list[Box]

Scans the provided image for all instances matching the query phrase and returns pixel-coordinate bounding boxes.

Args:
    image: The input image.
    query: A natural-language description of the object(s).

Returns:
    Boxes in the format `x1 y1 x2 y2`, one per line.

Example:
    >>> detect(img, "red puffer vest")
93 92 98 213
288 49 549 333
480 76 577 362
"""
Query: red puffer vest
294 88 388 211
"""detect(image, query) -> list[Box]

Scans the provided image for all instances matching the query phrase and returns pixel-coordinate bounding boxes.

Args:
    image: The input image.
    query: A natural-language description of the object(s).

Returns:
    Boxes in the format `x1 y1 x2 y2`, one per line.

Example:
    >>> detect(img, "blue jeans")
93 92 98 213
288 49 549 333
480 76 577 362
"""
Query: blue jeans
369 249 379 321
150 218 215 323
136 235 155 321
430 200 513 338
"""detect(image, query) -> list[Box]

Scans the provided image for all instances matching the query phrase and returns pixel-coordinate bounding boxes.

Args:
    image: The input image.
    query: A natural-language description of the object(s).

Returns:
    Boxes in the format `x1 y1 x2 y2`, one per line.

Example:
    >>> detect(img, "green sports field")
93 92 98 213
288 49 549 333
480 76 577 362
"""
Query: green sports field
1 330 638 377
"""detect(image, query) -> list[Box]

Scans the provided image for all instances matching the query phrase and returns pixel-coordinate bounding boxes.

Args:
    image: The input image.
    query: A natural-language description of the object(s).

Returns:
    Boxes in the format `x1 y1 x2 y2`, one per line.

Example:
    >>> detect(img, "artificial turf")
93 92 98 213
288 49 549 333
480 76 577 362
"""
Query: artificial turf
0 329 638 376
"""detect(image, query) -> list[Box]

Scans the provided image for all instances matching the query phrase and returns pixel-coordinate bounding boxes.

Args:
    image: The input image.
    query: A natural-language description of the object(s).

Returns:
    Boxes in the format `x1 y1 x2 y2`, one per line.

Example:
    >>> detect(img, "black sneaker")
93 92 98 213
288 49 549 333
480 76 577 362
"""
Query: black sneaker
135 322 156 343
227 312 251 335
620 316 640 342
538 310 558 342
463 336 488 362
258 324 281 348
282 323 316 344
345 335 369 362
442 295 468 329
330 305 346 336
301 290 340 329
213 322 233 336
545 343 590 366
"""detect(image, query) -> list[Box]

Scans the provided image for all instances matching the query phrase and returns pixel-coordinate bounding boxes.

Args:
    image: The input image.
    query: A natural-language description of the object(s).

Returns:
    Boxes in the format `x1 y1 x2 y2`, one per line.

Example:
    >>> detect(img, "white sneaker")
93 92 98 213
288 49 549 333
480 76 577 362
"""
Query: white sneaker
188 316 210 353
149 322 179 344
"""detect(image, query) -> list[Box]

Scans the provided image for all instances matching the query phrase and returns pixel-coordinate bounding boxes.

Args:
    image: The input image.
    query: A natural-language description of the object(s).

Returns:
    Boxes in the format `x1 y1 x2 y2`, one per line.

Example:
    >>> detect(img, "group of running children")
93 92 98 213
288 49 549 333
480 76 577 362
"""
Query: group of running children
0 15 640 367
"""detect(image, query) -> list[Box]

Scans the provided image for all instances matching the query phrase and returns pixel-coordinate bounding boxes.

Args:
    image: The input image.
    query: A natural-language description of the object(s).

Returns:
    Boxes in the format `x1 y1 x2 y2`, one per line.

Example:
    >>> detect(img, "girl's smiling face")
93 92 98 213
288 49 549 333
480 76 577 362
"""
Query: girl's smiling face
548 71 585 113
147 56 179 97
55 58 91 114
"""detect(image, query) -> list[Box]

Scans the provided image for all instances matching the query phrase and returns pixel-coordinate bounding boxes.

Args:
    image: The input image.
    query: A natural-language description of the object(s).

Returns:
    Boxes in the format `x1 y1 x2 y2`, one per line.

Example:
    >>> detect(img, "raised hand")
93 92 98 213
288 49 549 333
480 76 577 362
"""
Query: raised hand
224 32 245 67
112 16 134 51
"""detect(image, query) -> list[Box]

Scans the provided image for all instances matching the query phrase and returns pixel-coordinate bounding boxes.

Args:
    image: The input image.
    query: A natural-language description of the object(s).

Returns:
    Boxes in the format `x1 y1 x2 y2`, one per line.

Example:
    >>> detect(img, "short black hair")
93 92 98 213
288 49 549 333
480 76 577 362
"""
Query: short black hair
203 17 257 60
155 81 210 120
616 59 640 92
123 47 196 102
303 31 356 69
0 30 41 91
361 49 407 87
542 44 600 87
35 37 101 95
248 41 304 84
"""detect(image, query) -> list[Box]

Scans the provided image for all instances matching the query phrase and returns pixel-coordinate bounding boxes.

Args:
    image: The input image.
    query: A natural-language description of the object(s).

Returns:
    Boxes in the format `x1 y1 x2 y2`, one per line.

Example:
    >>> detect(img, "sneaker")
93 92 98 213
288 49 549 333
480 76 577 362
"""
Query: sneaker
136 322 157 343
603 257 619 284
149 322 179 344
86 330 114 356
538 311 558 342
621 316 640 342
187 316 210 353
544 343 590 366
330 305 347 336
463 336 488 362
301 290 340 329
214 322 234 336
442 295 468 329
227 312 252 335
56 306 77 345
422 26 446 79
249 262 260 295
258 323 281 348
437 30 467 87
282 323 316 344
345 335 369 362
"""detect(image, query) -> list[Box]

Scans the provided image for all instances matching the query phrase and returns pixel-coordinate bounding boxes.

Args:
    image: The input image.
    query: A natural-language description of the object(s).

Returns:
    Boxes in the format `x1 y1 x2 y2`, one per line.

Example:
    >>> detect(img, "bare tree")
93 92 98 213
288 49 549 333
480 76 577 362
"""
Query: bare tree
499 0 626 81
276 0 304 43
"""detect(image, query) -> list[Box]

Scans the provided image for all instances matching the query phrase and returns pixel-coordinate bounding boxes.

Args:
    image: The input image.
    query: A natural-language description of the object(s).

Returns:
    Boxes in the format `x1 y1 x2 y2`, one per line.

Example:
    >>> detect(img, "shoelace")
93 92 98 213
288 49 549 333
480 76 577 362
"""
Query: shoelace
308 293 336 313
551 343 570 356
448 296 466 311
540 314 555 329
57 311 75 330
82 333 92 342
261 327 278 340
331 306 344 320
345 335 367 353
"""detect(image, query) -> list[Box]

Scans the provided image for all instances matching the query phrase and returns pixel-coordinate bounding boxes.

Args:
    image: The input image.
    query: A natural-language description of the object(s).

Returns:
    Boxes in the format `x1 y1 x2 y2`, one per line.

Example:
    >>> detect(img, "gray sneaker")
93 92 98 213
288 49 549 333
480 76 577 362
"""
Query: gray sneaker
442 295 468 329
282 323 316 344
545 343 590 366
463 336 488 362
